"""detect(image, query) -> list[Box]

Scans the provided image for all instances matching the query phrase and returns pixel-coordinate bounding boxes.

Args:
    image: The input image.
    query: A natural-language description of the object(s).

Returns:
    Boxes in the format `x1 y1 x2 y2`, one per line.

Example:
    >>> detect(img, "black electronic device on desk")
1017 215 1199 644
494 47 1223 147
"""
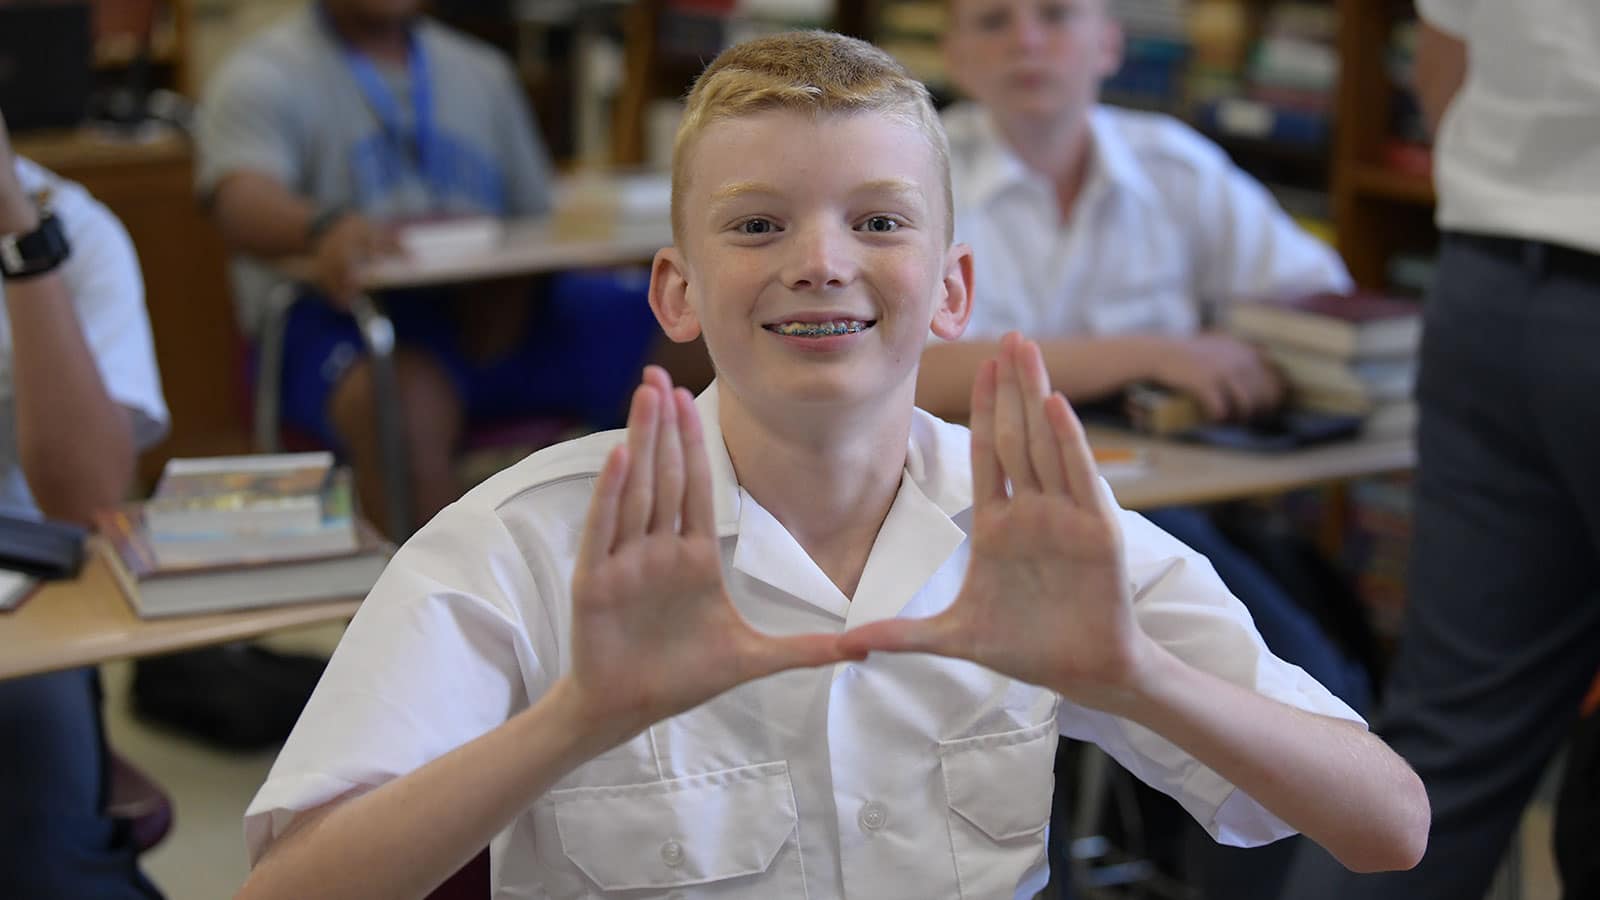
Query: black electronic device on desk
0 513 87 580
0 513 86 612
1084 384 1364 452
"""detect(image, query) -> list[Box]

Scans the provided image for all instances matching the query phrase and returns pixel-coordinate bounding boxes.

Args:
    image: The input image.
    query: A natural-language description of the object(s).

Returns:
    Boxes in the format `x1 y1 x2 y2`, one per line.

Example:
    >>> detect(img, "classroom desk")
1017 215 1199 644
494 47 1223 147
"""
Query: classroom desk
0 544 362 683
275 174 674 290
356 213 673 291
1091 426 1415 511
0 431 1413 682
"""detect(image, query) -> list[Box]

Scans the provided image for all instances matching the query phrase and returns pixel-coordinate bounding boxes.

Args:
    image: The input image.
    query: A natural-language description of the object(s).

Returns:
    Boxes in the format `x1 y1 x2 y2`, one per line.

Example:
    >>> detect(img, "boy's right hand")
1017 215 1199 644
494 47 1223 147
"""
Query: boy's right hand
562 367 856 754
309 215 400 309
1150 332 1284 421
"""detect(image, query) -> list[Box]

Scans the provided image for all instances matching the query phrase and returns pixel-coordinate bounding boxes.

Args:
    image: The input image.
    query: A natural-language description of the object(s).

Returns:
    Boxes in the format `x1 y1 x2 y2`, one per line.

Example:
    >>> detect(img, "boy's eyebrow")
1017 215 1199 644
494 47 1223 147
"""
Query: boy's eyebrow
710 179 926 203
853 178 927 205
708 181 779 205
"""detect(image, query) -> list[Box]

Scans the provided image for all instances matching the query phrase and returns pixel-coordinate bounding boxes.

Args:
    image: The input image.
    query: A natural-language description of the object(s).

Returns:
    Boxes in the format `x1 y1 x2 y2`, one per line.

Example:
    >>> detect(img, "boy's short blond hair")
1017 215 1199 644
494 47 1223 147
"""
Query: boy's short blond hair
671 31 953 244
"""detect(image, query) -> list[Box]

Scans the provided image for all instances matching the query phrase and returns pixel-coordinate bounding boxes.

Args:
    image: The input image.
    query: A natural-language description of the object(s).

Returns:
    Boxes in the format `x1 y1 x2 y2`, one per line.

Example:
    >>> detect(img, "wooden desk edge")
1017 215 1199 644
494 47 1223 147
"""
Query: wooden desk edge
1098 432 1417 511
0 547 363 681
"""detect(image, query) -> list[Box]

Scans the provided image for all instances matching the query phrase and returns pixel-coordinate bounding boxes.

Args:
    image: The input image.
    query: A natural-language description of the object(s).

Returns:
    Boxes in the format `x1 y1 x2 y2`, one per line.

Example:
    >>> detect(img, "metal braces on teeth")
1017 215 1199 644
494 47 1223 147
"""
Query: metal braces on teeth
773 321 868 336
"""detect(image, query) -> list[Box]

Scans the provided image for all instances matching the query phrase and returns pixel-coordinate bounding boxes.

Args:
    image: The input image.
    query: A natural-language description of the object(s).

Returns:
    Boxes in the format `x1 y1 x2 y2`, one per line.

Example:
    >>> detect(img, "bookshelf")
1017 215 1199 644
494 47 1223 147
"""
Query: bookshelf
1330 0 1436 287
91 0 194 97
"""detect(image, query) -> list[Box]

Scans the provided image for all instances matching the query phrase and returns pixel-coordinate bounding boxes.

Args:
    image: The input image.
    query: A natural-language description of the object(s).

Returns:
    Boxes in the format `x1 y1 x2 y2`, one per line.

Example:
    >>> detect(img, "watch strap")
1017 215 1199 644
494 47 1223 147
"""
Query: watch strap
0 212 71 281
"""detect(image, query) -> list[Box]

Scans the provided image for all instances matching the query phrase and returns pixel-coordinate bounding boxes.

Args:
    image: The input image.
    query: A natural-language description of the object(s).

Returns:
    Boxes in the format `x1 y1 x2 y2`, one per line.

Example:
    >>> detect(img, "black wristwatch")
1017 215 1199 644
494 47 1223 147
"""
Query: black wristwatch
0 210 71 282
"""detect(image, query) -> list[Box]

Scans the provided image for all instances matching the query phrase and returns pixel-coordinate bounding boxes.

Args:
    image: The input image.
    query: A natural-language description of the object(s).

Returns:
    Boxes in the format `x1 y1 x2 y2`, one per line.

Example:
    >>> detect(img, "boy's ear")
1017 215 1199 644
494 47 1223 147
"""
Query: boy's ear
929 242 975 341
1095 15 1126 79
648 247 703 343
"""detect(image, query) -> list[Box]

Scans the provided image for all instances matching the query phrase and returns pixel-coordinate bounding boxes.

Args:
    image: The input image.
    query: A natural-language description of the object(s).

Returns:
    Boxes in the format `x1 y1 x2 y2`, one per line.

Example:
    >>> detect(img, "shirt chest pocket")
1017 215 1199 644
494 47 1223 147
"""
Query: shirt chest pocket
939 718 1058 900
547 761 807 899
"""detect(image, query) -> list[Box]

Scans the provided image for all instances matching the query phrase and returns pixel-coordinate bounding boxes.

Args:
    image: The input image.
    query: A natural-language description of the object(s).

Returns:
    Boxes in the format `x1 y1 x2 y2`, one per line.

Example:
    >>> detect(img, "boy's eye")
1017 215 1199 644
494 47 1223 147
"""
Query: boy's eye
975 8 1009 31
860 216 901 234
737 218 778 235
1040 2 1076 24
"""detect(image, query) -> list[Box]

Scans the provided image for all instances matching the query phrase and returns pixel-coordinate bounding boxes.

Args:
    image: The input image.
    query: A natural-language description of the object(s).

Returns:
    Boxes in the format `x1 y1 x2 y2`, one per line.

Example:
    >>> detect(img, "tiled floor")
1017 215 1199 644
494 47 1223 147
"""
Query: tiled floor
104 626 1565 900
101 625 347 900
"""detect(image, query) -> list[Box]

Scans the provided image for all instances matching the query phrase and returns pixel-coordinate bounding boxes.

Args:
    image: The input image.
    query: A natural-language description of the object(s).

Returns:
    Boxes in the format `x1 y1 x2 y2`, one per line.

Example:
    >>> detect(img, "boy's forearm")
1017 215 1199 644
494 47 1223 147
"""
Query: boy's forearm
918 336 1169 419
239 679 609 900
1106 643 1429 873
210 171 318 259
6 272 136 524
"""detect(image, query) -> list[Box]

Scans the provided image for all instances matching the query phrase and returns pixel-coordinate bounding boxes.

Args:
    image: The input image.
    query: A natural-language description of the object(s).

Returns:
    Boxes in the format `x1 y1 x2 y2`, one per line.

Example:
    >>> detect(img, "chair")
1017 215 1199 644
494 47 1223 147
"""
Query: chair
252 282 575 540
426 848 490 900
254 282 416 540
1058 742 1196 900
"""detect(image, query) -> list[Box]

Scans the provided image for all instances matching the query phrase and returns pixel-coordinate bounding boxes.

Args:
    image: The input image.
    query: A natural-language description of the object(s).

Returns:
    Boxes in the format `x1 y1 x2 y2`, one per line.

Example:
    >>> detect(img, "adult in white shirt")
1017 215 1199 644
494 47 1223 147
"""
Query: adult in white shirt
0 110 169 896
1282 1 1600 897
236 32 1428 900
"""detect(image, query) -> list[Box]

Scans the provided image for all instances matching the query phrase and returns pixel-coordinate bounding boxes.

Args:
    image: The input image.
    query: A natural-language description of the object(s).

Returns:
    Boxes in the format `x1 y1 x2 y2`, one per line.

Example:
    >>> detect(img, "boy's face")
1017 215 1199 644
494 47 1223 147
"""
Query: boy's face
651 109 973 412
945 0 1123 127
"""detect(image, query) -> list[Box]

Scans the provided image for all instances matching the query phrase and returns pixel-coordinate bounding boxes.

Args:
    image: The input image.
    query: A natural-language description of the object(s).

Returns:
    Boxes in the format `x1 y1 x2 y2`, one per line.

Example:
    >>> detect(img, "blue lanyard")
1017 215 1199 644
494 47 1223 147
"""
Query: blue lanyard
319 4 440 192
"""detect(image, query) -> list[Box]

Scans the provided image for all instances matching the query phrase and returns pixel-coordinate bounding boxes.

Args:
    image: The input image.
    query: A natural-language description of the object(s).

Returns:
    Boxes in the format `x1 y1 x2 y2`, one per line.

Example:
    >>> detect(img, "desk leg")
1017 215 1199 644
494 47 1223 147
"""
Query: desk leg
350 294 414 540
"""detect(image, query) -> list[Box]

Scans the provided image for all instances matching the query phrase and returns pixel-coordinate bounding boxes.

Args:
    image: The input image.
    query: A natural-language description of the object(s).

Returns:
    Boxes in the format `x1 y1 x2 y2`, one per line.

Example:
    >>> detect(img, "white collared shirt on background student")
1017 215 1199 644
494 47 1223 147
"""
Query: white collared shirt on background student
942 102 1352 342
1417 0 1600 255
0 158 169 519
245 383 1362 900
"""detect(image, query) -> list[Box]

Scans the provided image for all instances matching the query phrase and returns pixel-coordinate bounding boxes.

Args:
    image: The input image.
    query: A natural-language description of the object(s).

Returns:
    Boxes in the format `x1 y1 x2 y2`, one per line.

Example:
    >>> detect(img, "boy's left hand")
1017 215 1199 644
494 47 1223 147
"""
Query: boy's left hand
840 334 1154 710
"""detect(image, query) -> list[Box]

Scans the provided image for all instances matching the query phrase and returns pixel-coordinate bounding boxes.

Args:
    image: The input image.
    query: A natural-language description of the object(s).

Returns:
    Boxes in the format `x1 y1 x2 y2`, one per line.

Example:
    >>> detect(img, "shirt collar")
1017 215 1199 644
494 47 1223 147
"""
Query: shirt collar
966 104 1159 211
692 382 744 539
695 383 973 620
1087 105 1160 208
694 382 974 535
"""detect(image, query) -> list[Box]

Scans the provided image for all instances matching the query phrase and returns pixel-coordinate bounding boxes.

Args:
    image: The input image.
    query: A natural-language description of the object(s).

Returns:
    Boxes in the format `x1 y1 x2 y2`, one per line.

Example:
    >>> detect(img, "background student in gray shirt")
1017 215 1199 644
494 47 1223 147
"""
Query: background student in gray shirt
195 0 698 532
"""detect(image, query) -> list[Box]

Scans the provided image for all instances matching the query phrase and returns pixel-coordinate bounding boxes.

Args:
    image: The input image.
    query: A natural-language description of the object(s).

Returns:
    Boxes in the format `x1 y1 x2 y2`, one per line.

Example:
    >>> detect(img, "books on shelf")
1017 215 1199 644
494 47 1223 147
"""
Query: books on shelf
95 506 391 619
144 452 347 540
1230 292 1423 360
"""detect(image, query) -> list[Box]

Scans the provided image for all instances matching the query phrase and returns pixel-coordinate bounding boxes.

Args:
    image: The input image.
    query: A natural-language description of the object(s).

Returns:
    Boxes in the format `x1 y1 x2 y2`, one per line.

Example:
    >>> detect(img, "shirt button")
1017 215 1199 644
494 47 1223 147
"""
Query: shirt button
858 800 889 832
660 839 685 867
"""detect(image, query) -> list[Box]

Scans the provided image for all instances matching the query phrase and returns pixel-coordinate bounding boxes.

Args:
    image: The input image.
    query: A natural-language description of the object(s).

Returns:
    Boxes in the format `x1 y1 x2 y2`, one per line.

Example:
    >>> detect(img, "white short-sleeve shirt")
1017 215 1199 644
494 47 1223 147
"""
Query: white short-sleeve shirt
1416 0 1600 255
943 103 1351 342
245 384 1362 900
0 159 169 519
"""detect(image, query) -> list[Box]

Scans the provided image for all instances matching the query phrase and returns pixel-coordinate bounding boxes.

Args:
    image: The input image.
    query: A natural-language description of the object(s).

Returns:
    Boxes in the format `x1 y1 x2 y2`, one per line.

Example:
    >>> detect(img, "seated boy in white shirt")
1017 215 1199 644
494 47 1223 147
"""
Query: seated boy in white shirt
236 31 1427 900
920 0 1352 424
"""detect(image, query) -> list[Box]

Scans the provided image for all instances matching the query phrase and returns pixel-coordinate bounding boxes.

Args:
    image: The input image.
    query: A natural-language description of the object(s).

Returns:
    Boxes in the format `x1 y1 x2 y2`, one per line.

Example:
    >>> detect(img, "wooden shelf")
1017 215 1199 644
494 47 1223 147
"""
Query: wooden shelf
1347 164 1436 206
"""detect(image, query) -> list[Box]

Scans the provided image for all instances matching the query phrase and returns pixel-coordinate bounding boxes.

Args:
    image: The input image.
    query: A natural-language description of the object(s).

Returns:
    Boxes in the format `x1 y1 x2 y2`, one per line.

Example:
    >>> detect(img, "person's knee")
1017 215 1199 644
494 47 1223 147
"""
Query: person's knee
327 351 463 459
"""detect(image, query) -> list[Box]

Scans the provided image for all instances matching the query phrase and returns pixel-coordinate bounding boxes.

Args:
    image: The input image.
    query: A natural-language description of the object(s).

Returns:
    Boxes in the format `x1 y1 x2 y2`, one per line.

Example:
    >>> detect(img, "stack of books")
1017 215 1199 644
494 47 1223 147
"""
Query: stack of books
96 452 391 618
1229 292 1423 438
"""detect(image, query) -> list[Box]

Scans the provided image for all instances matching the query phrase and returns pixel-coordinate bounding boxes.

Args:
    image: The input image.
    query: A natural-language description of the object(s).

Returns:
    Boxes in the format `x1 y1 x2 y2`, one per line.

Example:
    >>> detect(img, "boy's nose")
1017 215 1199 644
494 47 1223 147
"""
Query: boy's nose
1008 15 1049 51
782 225 855 291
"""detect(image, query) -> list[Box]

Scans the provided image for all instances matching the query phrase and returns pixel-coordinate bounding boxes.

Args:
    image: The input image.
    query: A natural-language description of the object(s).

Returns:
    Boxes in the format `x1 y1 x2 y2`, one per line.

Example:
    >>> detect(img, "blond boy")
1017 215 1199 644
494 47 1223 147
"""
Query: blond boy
237 33 1426 900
